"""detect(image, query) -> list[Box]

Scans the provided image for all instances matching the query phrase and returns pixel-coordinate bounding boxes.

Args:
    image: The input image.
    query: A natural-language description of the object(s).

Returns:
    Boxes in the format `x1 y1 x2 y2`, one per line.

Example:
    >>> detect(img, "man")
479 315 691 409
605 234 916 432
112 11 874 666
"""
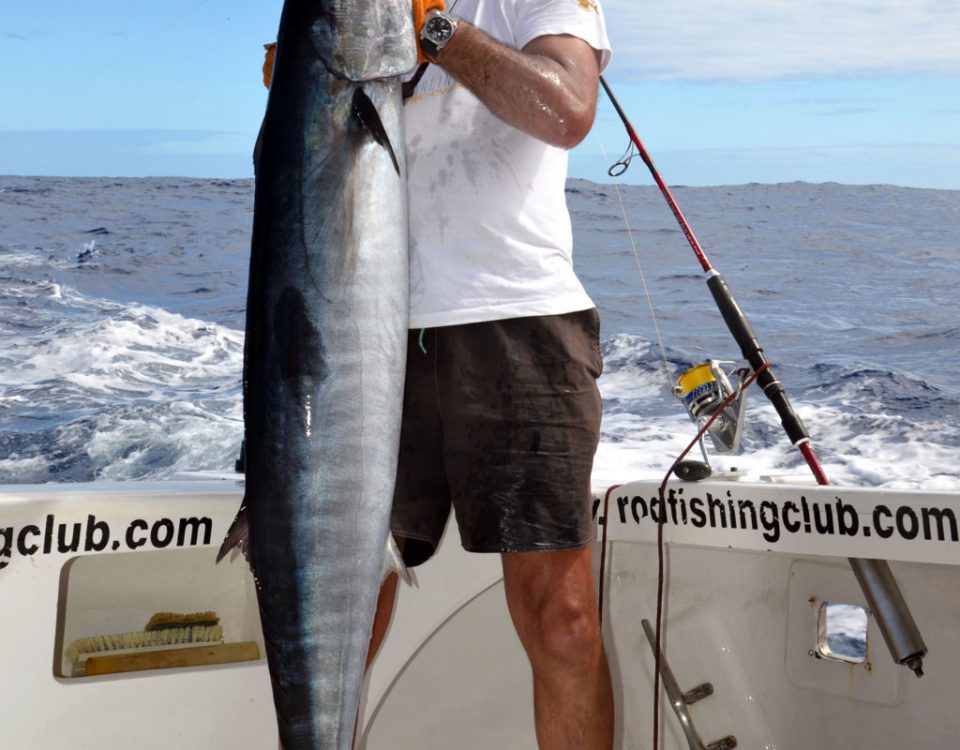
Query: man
376 2 615 748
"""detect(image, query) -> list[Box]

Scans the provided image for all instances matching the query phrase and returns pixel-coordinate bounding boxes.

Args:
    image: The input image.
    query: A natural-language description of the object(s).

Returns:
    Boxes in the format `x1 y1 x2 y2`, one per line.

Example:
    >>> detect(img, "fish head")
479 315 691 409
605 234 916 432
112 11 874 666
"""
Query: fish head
309 0 418 81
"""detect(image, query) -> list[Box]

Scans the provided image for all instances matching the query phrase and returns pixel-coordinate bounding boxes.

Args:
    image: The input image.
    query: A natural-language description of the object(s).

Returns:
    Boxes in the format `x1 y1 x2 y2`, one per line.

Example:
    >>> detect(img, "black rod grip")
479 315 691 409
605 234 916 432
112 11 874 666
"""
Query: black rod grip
707 273 810 445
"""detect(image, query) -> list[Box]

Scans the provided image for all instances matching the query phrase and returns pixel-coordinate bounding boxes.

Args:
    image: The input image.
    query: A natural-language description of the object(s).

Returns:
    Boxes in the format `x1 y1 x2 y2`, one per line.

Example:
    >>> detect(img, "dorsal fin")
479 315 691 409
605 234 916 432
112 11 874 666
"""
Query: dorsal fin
216 503 249 564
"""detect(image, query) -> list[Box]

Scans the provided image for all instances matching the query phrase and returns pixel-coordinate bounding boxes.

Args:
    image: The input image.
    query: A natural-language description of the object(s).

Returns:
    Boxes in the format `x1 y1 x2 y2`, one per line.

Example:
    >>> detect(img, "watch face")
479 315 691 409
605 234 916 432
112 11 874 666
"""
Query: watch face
425 16 454 43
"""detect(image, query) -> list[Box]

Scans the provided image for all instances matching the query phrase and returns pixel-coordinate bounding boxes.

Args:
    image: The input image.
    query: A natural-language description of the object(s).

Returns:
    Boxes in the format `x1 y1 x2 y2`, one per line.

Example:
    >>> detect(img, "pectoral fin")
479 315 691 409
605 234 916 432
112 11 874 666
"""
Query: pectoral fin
352 87 400 176
383 534 415 587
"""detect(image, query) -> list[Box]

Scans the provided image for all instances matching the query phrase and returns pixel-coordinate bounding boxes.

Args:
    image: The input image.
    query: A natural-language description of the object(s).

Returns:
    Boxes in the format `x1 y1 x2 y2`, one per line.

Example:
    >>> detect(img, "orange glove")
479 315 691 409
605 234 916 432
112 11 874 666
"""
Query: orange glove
413 0 446 64
262 42 277 89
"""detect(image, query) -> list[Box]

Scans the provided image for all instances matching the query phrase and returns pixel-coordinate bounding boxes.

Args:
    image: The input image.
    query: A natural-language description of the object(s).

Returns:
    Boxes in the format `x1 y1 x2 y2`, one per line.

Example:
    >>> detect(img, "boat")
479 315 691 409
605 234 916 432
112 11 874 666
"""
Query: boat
3 467 959 749
3 44 956 750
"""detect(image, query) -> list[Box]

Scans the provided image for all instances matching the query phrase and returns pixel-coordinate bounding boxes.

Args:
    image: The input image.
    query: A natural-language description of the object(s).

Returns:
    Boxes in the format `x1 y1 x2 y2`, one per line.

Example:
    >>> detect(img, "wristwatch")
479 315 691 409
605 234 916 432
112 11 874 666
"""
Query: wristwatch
420 11 460 61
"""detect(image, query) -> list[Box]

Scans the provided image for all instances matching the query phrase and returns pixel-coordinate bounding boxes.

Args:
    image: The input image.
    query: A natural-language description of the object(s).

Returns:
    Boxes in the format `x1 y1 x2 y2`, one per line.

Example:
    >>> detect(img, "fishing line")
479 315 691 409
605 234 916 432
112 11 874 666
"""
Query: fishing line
590 126 674 393
5 0 216 136
596 483 620 629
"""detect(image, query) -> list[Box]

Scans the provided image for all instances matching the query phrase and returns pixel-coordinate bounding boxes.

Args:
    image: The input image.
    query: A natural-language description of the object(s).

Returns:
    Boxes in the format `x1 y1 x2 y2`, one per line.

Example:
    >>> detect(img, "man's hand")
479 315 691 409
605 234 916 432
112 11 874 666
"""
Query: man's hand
413 0 446 64
262 42 276 89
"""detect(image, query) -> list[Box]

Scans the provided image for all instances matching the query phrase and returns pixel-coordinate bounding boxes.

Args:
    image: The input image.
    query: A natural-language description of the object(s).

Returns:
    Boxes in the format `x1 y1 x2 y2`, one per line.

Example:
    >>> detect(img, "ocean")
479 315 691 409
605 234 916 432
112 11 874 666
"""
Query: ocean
1 176 958 491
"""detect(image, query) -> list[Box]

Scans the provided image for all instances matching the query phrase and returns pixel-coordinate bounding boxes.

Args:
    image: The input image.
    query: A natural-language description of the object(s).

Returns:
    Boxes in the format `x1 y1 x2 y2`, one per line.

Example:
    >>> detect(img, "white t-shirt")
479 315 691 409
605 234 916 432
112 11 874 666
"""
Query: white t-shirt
403 0 612 328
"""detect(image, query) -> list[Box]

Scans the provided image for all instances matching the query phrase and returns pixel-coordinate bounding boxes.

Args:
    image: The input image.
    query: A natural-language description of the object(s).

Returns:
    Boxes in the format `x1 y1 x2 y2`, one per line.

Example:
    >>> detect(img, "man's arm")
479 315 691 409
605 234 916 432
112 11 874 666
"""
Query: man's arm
428 17 602 150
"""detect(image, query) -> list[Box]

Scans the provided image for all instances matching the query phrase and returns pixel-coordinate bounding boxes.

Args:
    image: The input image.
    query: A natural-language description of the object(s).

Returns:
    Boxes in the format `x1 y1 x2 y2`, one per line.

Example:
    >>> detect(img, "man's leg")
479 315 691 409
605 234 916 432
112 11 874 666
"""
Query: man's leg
366 569 400 669
353 568 401 749
502 545 614 750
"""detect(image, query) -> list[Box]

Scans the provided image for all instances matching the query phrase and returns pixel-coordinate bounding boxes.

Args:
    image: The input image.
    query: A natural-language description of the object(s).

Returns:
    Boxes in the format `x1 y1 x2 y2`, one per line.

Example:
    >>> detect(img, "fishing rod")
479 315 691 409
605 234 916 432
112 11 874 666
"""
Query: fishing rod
598 72 927 742
600 76 824 479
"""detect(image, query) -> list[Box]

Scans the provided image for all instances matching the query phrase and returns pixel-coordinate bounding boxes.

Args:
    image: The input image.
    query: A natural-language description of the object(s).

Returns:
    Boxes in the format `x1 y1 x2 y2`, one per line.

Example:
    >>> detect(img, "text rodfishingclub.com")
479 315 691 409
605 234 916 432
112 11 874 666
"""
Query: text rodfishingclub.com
593 489 959 545
0 513 213 570
3 490 957 570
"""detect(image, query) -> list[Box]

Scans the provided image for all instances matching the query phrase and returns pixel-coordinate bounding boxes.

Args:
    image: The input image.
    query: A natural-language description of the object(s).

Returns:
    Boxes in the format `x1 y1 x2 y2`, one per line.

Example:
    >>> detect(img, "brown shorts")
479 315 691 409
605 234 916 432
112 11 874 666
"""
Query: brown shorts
391 308 603 567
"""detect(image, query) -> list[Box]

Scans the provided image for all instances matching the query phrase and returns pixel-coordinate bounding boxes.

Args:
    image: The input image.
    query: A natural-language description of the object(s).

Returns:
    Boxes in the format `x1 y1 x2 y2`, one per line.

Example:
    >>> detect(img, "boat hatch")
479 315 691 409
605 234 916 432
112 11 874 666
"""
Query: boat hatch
54 546 264 679
786 560 899 705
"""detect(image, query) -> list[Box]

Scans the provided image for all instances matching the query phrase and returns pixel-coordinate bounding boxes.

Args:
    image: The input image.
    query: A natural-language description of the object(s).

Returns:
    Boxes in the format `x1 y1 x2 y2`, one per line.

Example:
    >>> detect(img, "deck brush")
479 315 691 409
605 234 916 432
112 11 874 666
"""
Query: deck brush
65 611 223 675
144 610 220 631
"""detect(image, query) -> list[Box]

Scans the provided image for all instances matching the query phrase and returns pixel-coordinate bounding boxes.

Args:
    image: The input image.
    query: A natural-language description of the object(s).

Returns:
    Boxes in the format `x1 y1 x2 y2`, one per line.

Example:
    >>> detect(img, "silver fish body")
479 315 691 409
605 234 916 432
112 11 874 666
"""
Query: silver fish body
222 2 415 747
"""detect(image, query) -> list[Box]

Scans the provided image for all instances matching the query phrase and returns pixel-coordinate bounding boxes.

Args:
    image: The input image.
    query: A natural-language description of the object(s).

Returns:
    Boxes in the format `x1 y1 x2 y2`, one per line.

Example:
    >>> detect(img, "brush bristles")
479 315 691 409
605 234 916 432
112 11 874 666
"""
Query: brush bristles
144 611 221 631
65 624 224 666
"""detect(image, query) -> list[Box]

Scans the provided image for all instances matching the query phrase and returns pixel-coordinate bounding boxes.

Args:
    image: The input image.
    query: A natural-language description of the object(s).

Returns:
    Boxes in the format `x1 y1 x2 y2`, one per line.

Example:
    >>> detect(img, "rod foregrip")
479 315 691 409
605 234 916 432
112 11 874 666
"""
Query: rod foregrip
706 272 809 445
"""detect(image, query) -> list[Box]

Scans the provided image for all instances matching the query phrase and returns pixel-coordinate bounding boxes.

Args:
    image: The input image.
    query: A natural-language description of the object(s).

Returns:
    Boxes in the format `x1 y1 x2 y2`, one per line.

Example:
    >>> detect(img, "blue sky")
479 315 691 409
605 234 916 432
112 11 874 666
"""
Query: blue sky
2 0 959 188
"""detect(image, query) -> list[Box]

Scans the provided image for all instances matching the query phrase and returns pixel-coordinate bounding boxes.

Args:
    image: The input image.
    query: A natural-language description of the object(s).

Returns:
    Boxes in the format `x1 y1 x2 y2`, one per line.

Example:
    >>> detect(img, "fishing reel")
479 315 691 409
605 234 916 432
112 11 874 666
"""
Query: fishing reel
673 360 750 480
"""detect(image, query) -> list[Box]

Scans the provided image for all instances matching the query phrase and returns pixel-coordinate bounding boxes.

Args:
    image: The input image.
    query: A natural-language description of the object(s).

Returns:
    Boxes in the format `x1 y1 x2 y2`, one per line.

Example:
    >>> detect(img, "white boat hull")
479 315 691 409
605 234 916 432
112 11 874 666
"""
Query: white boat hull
2 476 958 749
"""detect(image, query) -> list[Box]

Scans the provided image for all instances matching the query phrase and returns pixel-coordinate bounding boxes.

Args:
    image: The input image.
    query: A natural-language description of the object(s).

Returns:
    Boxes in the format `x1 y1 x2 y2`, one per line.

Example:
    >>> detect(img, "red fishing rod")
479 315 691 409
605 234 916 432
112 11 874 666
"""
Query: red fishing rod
598 73 927 748
600 76 823 473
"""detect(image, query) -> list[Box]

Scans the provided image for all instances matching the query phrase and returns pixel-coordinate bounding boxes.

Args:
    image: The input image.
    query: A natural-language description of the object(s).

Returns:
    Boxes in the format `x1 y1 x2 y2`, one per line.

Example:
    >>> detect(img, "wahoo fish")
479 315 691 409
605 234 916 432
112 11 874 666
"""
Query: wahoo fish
217 1 415 748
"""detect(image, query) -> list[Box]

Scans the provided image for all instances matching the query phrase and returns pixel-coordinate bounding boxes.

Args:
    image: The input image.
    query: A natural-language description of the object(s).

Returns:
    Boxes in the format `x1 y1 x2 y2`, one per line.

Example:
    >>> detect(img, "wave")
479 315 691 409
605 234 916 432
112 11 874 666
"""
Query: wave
0 283 243 483
3 177 958 491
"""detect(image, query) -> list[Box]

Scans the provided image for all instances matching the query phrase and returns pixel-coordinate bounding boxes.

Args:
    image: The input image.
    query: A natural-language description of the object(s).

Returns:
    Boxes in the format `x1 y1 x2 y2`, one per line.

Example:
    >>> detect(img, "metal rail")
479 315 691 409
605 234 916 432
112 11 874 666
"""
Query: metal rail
642 619 737 750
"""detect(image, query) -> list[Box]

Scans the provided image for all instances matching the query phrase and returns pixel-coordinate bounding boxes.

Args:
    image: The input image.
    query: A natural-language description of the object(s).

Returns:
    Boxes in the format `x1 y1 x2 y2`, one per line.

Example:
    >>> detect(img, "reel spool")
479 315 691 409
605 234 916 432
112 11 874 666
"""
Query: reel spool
674 360 749 457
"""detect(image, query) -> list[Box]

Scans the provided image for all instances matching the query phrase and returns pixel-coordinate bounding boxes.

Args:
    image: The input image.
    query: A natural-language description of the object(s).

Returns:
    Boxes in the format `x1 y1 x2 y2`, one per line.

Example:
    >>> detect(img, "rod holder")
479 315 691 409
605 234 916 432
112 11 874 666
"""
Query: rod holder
850 558 927 677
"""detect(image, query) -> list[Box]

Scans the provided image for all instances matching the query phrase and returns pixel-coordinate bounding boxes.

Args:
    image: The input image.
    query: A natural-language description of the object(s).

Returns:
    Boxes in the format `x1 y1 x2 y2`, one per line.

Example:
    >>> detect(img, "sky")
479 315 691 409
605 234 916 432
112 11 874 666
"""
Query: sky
2 0 959 188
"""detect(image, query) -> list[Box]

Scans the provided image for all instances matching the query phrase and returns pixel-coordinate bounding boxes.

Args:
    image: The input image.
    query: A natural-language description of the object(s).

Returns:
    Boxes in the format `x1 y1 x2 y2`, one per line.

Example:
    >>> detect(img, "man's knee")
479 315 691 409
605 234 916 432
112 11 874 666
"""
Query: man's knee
532 591 603 663
503 548 603 665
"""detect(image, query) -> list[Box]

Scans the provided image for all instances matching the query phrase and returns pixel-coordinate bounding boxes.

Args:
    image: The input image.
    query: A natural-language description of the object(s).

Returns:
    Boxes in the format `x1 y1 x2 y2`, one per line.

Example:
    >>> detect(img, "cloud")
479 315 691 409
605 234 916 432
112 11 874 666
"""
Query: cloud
602 0 960 80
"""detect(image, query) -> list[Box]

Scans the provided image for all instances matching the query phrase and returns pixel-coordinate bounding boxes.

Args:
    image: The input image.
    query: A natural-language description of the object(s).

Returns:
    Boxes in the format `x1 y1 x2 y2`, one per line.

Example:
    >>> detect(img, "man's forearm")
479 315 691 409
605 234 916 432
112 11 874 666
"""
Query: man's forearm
432 20 600 149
